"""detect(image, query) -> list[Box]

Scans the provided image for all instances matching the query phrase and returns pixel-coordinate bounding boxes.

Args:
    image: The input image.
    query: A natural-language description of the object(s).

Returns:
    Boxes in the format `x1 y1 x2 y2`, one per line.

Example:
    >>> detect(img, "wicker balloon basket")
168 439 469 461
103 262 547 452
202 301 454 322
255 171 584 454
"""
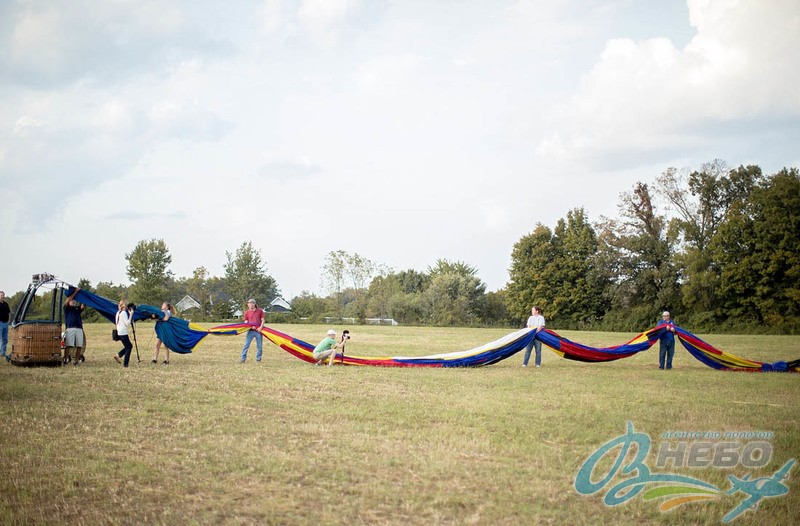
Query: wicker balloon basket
10 322 63 366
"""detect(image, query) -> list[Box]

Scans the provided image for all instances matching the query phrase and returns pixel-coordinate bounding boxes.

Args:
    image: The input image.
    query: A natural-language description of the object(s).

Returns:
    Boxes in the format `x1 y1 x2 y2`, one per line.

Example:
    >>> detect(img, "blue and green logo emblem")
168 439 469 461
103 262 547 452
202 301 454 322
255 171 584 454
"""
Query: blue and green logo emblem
574 422 794 522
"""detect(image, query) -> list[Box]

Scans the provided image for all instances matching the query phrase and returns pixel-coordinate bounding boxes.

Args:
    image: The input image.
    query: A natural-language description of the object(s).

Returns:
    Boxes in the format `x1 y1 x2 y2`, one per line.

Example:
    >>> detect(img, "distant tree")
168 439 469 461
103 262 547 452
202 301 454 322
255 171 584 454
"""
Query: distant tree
205 275 228 317
657 161 763 319
186 266 213 316
548 208 607 328
322 250 383 319
395 269 430 294
427 259 478 278
506 223 557 323
75 277 104 322
224 241 279 310
125 239 174 306
483 289 511 327
423 269 487 326
347 253 382 290
290 291 331 322
387 292 426 325
365 269 428 323
598 182 680 329
506 209 606 329
95 281 129 303
366 274 402 320
712 168 800 329
322 250 348 315
210 299 234 321
4 290 27 320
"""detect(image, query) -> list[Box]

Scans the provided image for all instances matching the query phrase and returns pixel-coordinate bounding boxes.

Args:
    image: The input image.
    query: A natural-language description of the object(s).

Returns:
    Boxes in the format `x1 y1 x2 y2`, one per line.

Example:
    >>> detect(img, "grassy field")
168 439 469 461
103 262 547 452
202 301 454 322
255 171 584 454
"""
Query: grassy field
0 323 798 525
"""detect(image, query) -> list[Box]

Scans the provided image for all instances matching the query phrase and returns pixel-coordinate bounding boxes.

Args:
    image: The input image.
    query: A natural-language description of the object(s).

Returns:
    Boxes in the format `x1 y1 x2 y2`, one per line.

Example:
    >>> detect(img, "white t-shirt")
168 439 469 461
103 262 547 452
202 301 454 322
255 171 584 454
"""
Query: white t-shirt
526 314 545 330
116 310 132 336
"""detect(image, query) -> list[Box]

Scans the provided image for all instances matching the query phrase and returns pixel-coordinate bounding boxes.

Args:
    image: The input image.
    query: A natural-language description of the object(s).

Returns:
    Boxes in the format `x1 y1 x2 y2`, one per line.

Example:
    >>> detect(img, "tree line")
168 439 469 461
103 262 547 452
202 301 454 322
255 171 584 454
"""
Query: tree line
507 162 799 333
8 161 798 333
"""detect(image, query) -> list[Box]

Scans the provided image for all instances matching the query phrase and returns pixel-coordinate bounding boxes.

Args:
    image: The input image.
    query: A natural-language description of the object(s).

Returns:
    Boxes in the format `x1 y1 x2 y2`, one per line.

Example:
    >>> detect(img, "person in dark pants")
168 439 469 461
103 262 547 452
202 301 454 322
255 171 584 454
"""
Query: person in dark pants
113 300 135 367
0 291 10 362
658 311 676 370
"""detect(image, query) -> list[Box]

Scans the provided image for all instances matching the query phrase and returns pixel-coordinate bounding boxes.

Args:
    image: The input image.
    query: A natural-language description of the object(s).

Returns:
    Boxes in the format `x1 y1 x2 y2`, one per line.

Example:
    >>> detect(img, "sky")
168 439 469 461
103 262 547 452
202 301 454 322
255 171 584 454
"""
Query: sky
1 0 799 301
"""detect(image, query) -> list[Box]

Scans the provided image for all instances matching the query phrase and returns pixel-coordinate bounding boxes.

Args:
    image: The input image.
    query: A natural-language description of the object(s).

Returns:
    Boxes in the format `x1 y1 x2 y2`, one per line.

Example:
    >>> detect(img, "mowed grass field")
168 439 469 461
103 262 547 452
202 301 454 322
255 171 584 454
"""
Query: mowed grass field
1 323 798 525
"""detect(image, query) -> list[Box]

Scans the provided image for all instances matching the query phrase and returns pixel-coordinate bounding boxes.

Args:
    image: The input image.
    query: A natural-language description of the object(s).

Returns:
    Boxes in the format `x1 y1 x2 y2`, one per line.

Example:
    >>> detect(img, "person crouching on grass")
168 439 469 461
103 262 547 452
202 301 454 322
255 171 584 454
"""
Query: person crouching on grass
313 329 344 366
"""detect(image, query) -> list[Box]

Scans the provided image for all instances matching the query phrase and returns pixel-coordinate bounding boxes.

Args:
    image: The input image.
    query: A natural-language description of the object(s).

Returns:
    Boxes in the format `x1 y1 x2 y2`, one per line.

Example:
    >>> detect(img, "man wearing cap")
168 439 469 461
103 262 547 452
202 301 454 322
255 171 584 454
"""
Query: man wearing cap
240 299 265 363
313 329 342 367
658 311 676 370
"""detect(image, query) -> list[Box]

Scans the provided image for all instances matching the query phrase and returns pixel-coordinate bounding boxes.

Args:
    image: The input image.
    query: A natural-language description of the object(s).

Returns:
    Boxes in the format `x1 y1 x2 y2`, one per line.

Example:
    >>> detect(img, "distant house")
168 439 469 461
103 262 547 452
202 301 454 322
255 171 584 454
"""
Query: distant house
268 297 292 313
176 295 201 313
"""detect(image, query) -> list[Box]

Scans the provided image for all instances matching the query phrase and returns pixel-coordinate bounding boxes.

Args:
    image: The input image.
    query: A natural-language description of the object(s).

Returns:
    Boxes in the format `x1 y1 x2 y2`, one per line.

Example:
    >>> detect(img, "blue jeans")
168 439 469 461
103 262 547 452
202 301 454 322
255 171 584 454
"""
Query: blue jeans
659 340 674 369
523 339 542 366
0 321 8 357
241 330 263 361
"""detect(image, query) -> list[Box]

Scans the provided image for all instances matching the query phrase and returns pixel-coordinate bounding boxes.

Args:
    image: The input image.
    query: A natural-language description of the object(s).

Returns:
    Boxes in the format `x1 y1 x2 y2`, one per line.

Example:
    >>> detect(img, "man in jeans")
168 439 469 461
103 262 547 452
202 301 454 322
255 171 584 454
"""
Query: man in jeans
240 299 265 363
522 306 546 368
658 311 677 370
0 291 10 362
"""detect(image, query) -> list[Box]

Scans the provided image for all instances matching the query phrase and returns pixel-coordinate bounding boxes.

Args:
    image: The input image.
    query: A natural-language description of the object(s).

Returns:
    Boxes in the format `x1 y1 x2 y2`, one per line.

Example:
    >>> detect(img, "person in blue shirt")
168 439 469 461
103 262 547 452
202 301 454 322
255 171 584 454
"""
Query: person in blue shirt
63 288 86 365
658 311 676 370
0 291 10 362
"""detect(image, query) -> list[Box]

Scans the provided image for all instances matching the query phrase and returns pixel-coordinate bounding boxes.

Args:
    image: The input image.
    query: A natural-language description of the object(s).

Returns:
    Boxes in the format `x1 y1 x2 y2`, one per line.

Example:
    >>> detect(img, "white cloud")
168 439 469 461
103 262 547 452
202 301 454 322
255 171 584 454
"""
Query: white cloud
13 115 45 136
536 0 800 168
298 0 360 30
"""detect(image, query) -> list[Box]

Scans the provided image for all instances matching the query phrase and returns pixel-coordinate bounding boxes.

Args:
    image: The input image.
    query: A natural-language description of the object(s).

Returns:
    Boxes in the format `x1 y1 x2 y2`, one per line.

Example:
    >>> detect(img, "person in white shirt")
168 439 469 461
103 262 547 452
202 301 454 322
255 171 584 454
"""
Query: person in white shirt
113 300 135 367
522 306 546 368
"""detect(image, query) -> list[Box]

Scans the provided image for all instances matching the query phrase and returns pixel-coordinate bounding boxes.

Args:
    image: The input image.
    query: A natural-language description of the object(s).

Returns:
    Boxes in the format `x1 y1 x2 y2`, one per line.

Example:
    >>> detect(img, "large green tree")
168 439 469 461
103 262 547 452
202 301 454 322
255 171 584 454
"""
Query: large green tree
548 208 607 328
424 259 487 326
598 183 680 329
364 269 429 324
506 209 606 328
125 239 173 306
712 168 800 329
657 162 763 320
423 272 487 326
223 241 278 310
322 250 382 319
366 274 402 320
506 224 556 324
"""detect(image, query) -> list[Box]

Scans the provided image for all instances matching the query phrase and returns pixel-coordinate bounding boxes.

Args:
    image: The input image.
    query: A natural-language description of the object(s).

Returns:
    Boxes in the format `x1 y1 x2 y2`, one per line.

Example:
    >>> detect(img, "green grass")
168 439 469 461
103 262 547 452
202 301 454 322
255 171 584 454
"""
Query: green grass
1 323 798 525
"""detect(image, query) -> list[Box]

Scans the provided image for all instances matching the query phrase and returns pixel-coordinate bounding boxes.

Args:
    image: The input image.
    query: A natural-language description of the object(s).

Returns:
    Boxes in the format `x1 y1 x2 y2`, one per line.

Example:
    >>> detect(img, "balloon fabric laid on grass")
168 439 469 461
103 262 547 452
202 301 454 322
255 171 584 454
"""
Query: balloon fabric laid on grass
68 287 799 372
70 287 240 354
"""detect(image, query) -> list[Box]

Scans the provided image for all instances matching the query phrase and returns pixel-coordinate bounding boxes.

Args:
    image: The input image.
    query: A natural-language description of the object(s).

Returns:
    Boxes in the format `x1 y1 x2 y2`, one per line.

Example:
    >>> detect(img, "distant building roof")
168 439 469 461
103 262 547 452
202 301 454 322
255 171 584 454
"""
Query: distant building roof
176 295 201 312
268 297 292 313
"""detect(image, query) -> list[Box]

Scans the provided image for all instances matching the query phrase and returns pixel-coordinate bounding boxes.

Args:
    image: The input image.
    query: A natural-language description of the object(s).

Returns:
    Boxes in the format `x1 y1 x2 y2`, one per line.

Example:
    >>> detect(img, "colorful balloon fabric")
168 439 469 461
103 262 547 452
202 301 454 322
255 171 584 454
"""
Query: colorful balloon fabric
69 288 799 372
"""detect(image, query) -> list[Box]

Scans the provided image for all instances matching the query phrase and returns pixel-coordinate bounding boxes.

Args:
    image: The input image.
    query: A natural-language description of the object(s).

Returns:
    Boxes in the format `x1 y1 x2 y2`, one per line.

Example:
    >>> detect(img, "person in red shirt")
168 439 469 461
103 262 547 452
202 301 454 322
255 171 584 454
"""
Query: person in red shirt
240 299 265 363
